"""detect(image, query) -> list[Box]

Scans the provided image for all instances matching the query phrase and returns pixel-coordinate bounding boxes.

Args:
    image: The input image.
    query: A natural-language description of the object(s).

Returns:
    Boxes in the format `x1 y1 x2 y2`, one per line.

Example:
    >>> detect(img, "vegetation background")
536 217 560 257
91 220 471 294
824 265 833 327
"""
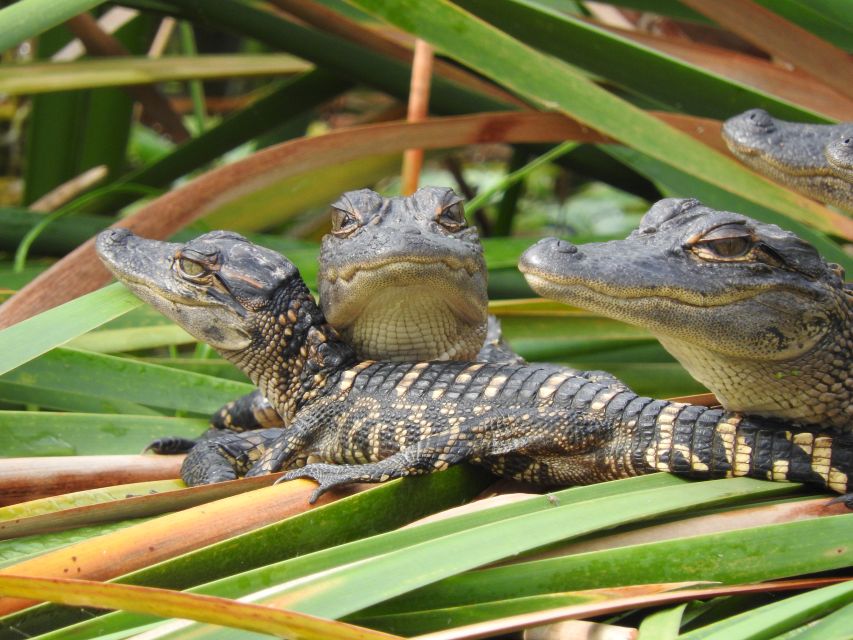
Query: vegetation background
0 0 850 638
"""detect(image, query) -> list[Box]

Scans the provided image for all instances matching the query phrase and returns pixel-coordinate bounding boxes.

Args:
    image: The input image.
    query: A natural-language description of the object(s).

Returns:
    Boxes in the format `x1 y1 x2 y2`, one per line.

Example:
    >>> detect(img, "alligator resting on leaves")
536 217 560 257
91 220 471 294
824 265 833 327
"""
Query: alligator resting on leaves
520 198 852 433
96 227 852 502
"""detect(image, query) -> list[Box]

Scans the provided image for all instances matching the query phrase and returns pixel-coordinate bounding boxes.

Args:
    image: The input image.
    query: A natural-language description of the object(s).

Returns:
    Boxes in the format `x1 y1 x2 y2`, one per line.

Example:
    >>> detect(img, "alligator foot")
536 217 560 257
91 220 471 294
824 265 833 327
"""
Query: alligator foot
281 463 381 503
145 436 198 454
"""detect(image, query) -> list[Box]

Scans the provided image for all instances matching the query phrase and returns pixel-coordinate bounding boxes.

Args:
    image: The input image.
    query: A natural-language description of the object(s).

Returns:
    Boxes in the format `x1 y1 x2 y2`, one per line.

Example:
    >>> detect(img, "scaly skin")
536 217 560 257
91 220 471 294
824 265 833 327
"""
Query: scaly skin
155 187 519 451
520 198 852 432
96 228 852 502
197 187 609 446
721 109 853 211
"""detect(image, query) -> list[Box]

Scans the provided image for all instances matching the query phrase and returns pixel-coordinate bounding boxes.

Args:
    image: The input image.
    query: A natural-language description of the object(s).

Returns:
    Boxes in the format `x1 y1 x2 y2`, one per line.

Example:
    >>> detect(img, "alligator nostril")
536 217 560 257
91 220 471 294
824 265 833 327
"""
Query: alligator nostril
105 228 132 245
553 239 578 254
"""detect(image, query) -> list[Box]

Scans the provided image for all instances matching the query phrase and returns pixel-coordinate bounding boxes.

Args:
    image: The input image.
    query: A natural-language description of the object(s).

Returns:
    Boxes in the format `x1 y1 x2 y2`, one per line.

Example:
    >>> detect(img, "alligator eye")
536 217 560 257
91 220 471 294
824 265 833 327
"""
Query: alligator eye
330 207 361 236
692 225 755 260
176 257 210 279
437 201 466 230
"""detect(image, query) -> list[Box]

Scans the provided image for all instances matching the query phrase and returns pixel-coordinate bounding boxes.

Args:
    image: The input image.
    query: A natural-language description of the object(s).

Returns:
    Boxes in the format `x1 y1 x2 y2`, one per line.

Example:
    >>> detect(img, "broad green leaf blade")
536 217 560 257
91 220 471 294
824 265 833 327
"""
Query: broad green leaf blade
677 580 853 640
236 480 792 621
787 601 853 640
65 326 194 353
0 412 205 457
1 348 253 414
0 55 312 95
0 285 141 377
0 0 107 53
0 480 183 521
348 0 852 238
0 575 403 640
370 513 852 617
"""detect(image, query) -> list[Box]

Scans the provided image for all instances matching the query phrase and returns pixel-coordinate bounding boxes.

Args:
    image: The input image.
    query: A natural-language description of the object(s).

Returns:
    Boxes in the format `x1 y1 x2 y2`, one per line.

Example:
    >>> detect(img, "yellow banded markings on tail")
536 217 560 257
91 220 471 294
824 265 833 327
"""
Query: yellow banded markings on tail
714 416 739 477
772 457 790 482
395 362 429 397
644 403 685 472
537 372 572 400
792 432 814 457
810 436 832 481
829 469 849 493
338 360 375 393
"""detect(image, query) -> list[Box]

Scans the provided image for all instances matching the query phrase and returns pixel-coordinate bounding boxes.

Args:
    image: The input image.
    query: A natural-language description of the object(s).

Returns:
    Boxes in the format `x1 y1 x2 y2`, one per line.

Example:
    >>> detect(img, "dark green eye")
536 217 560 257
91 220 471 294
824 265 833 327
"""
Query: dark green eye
177 257 208 278
437 201 466 230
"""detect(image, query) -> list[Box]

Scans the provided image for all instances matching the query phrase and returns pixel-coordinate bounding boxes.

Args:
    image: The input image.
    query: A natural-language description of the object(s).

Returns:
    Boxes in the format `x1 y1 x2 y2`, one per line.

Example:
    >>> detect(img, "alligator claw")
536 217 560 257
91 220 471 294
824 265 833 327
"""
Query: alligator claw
281 464 355 504
145 436 198 455
827 492 853 510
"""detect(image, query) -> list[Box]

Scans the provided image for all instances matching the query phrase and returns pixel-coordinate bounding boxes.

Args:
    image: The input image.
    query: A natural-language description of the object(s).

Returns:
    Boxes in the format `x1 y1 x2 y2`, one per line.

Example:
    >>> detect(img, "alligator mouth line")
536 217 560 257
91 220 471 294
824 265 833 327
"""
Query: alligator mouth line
723 139 835 178
325 257 481 283
523 271 801 309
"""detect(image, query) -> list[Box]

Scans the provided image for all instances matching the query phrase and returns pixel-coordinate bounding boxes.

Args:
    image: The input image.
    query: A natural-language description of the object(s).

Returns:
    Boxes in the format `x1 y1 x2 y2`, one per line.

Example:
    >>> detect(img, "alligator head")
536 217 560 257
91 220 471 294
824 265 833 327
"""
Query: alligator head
520 198 852 430
318 186 488 361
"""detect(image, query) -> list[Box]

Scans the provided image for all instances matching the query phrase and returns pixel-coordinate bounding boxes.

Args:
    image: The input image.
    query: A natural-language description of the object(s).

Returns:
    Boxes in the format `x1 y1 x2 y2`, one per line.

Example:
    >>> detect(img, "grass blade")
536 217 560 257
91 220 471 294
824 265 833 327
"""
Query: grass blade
0 285 140 377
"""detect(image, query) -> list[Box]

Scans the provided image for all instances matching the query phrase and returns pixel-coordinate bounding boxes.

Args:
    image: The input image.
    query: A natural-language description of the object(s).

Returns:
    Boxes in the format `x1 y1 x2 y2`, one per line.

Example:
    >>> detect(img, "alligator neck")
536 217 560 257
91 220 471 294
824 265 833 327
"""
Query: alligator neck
657 325 851 430
223 282 358 423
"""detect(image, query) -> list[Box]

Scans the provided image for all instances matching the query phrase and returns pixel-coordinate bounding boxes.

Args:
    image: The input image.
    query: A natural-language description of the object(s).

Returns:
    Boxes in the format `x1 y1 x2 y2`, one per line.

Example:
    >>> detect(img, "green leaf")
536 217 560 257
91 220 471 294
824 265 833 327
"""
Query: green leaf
0 55 312 95
0 0 107 53
0 285 141 377
0 412 205 456
1 347 253 414
370 513 852 618
678 581 853 640
639 603 688 640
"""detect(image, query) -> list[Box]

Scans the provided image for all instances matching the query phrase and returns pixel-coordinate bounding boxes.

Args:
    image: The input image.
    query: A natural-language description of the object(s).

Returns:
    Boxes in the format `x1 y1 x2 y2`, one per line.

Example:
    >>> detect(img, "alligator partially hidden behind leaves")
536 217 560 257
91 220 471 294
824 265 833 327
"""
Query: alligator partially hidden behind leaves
520 198 852 433
96 227 852 502
722 108 853 211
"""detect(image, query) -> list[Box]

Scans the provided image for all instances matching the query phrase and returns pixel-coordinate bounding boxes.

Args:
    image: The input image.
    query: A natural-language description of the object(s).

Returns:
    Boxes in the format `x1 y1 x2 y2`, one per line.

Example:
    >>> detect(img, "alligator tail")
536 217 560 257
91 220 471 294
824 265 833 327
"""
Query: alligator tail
631 401 852 494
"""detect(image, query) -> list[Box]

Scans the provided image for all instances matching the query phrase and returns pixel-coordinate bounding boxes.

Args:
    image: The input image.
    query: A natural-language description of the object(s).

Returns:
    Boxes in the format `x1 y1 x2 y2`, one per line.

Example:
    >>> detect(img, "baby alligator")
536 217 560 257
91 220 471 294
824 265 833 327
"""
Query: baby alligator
176 187 523 446
201 186 610 443
96 228 852 502
520 198 852 432
722 108 853 211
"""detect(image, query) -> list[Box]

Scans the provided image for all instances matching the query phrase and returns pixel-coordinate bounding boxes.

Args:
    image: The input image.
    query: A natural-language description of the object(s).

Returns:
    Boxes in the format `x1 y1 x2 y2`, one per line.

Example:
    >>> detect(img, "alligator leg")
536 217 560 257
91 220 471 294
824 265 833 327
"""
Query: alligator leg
282 434 481 503
149 390 285 454
181 428 286 485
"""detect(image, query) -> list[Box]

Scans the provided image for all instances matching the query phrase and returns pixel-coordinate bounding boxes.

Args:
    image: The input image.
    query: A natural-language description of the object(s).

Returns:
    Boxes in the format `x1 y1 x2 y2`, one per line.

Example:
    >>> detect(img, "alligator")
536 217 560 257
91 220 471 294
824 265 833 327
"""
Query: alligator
95 228 852 502
198 187 611 444
721 108 853 211
520 198 852 433
172 187 521 445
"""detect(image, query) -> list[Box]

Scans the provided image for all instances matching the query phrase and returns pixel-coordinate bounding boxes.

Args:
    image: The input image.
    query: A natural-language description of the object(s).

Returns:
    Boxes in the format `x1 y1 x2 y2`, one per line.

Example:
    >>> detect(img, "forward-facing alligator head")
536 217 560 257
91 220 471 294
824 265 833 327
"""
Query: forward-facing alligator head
520 198 852 431
318 187 487 361
721 109 853 211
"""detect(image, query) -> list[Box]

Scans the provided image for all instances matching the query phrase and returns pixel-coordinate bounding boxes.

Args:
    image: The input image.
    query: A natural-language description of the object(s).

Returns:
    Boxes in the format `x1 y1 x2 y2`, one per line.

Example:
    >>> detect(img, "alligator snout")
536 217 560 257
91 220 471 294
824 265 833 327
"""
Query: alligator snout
98 227 134 247
519 237 582 276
